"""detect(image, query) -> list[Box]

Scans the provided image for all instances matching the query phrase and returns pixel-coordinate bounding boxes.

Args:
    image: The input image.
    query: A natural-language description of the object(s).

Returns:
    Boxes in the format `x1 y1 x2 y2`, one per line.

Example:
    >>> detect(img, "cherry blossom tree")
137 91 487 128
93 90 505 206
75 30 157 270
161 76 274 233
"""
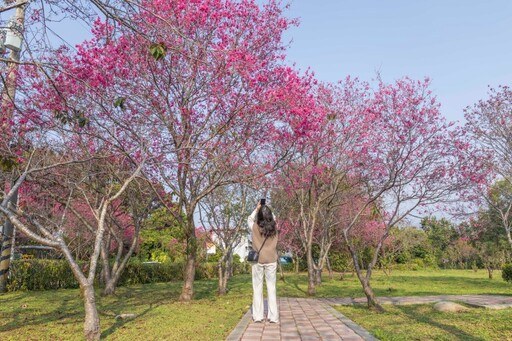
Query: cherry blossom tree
0 142 144 340
465 86 512 250
339 77 478 309
21 0 317 306
272 78 370 295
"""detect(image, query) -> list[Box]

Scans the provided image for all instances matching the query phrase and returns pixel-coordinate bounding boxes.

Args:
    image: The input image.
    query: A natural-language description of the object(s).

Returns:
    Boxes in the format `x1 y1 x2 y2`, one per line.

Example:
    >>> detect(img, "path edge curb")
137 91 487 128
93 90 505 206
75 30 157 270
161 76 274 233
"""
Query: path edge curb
225 309 252 341
322 303 380 341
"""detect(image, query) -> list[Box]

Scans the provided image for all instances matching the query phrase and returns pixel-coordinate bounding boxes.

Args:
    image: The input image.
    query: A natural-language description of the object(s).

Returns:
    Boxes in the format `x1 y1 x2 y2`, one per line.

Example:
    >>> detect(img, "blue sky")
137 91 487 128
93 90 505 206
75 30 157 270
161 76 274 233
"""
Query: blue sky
23 1 512 124
282 1 512 123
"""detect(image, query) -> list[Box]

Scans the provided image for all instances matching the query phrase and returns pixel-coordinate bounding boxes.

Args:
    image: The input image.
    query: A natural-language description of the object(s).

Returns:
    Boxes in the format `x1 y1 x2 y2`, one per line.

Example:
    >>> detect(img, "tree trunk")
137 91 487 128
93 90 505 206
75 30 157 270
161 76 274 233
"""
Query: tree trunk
306 246 316 296
294 255 300 273
326 257 333 280
103 280 116 296
0 221 14 292
361 280 383 311
180 250 196 301
314 267 322 286
180 217 197 302
487 266 493 279
345 232 384 311
0 188 17 292
222 265 229 293
218 259 227 295
228 253 234 277
101 231 140 296
278 260 285 281
82 284 101 341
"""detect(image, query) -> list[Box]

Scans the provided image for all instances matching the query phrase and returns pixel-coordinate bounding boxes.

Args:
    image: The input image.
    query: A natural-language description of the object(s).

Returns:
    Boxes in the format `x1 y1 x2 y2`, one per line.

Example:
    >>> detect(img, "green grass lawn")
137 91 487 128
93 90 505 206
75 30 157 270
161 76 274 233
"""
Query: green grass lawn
335 304 512 341
0 269 510 340
277 269 511 297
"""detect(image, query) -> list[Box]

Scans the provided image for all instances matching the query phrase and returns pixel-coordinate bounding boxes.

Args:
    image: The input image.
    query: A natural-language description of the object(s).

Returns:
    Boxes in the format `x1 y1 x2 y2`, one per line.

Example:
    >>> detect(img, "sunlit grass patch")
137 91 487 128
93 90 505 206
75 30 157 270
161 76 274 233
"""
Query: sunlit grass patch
336 303 512 341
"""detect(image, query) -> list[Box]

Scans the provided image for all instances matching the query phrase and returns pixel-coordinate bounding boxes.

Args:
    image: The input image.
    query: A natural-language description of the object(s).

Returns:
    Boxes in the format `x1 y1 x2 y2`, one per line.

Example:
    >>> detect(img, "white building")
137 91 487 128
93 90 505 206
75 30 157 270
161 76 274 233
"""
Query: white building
206 230 251 262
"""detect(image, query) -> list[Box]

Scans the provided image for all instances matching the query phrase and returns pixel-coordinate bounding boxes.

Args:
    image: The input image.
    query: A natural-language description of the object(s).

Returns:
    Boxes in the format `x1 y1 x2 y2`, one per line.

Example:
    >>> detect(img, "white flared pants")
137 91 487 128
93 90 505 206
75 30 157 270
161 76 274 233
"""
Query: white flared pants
251 262 279 322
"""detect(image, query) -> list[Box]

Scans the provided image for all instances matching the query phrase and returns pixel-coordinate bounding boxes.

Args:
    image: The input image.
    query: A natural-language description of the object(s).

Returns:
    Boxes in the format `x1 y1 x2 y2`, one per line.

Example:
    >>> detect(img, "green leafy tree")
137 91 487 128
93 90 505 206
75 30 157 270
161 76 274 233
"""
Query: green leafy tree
466 208 510 278
420 217 459 267
139 206 185 263
381 226 433 273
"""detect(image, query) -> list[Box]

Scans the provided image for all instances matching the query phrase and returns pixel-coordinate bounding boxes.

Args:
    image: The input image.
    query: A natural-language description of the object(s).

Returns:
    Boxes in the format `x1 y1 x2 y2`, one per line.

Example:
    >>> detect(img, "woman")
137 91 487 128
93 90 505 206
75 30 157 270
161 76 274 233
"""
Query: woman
247 201 279 323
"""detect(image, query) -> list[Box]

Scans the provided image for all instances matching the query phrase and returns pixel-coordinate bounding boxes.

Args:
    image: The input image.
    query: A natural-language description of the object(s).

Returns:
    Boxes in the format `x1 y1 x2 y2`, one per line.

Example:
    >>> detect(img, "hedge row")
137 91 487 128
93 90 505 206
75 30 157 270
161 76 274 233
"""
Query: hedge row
7 259 250 291
7 259 80 291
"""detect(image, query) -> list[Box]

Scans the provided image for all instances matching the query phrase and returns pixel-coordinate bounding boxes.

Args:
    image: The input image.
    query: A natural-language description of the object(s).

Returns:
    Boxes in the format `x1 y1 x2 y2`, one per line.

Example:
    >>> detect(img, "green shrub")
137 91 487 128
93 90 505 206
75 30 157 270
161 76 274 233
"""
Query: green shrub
119 260 184 285
502 264 512 282
7 257 250 292
206 252 221 263
329 252 351 272
233 261 250 275
195 262 217 280
8 259 79 291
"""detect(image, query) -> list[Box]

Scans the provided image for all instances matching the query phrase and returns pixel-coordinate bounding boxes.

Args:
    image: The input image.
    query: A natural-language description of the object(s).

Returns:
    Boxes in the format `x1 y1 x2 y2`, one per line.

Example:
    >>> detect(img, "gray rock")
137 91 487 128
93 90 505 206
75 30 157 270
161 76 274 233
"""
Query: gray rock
115 313 137 320
433 301 470 312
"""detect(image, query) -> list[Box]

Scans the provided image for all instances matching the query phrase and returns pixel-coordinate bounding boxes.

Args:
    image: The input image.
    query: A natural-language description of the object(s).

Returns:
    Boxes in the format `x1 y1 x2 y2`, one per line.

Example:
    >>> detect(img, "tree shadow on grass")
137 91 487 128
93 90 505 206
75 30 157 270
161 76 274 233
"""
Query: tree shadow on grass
0 295 82 333
396 305 485 341
271 273 308 297
101 304 155 339
371 275 512 297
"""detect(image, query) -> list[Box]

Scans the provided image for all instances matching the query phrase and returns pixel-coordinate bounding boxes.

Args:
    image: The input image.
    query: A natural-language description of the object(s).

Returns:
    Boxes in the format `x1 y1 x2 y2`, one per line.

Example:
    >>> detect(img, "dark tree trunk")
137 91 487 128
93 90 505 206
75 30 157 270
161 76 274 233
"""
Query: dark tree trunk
0 188 17 292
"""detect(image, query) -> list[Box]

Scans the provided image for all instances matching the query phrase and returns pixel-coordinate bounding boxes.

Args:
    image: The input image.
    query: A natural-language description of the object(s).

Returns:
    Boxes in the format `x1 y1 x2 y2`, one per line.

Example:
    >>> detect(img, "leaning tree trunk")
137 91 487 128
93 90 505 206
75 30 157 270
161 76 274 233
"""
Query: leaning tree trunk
360 279 383 311
354 264 383 311
352 253 383 310
345 233 384 311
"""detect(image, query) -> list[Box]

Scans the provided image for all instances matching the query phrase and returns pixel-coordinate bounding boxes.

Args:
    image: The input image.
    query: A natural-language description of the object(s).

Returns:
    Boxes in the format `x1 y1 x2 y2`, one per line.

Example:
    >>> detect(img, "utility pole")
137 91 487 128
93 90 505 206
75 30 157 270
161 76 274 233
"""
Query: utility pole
0 0 27 292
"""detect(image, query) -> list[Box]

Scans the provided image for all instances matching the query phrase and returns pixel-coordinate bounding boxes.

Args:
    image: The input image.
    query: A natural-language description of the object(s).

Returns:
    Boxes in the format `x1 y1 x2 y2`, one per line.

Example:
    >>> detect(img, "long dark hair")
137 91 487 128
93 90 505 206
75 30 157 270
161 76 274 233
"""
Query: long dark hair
257 205 277 238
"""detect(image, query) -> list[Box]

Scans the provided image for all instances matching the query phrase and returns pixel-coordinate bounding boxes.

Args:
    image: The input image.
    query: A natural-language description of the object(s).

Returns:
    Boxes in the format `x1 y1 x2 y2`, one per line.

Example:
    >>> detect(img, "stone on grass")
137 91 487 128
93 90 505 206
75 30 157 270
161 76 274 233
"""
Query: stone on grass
115 313 137 320
433 301 470 312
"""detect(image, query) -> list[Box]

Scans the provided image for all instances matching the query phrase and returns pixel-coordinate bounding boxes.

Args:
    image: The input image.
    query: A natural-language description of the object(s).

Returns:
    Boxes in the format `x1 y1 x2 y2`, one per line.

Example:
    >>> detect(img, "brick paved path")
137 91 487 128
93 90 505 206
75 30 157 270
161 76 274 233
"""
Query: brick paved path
226 295 512 341
226 298 377 341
